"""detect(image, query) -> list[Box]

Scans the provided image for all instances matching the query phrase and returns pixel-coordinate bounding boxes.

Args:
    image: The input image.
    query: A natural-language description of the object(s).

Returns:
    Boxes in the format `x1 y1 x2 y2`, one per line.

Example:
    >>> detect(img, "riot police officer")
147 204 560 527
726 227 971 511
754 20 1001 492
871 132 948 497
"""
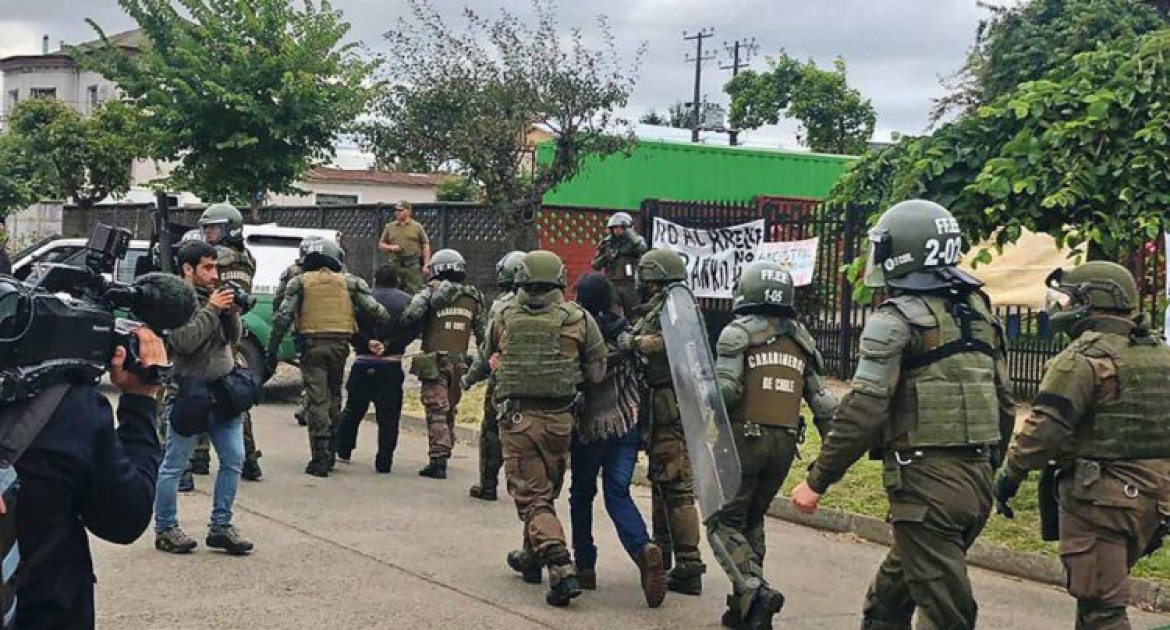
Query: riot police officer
621 248 707 595
266 240 393 477
710 261 838 629
791 200 1016 630
463 250 526 501
591 212 648 317
403 248 485 479
484 250 607 607
274 235 325 428
183 203 263 489
995 261 1170 630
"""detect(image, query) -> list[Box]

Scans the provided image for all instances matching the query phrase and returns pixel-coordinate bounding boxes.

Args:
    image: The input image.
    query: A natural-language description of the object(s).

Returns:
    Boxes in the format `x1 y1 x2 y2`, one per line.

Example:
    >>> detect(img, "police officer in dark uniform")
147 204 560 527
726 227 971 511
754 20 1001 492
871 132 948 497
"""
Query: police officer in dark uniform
791 200 1016 630
995 261 1170 630
710 261 838 629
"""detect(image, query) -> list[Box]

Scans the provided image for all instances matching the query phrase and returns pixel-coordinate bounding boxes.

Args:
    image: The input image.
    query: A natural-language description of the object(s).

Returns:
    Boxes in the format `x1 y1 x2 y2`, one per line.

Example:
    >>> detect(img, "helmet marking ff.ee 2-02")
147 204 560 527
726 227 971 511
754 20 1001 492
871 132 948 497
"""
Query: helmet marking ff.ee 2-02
734 261 796 314
864 199 981 291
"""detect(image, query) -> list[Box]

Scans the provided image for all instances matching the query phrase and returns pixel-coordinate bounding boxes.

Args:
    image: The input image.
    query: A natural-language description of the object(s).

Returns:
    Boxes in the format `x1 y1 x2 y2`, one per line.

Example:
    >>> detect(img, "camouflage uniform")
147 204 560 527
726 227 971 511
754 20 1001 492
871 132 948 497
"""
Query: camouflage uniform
591 230 647 317
273 262 307 426
486 252 607 606
709 262 838 627
269 265 392 477
464 288 516 498
403 280 485 476
997 262 1170 630
630 287 707 590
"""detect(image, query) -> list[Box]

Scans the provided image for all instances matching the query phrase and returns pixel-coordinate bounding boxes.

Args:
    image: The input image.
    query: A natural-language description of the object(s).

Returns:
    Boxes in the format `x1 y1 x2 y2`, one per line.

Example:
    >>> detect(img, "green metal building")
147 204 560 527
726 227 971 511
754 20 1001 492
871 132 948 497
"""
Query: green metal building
538 139 856 209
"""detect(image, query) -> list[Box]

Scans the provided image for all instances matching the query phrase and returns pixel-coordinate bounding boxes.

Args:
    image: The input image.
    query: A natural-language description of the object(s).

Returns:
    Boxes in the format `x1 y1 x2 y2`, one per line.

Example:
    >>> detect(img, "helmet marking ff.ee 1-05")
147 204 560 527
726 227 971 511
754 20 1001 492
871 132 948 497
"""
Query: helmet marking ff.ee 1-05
199 202 245 247
864 199 981 291
734 261 796 314
515 250 567 289
496 250 526 288
429 249 467 281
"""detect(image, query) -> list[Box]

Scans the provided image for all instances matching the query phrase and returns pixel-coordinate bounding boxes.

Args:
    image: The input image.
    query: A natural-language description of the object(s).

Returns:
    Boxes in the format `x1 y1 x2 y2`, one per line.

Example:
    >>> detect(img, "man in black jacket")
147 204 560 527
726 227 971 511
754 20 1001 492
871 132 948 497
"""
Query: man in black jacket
335 264 416 473
15 327 167 629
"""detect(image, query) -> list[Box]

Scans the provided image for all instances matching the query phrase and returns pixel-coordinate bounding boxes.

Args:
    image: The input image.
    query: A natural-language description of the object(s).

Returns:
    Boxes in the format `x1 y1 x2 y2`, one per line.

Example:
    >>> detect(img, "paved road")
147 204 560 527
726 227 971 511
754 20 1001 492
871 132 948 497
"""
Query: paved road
92 398 1170 629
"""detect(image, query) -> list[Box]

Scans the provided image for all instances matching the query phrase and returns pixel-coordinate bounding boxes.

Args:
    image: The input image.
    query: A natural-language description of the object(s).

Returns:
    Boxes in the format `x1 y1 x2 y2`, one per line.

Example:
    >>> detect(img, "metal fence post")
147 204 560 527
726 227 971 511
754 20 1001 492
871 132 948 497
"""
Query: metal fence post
838 204 859 380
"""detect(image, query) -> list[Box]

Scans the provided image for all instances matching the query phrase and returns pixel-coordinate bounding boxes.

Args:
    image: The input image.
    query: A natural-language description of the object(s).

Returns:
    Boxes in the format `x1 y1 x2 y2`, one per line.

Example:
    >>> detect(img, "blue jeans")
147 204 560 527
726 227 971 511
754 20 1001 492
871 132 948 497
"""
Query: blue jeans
569 435 650 569
154 406 244 532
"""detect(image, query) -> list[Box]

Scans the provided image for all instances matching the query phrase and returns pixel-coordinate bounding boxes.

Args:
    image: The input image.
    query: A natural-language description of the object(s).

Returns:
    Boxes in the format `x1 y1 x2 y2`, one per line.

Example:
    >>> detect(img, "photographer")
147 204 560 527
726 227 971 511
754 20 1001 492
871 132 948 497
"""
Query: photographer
153 242 253 556
14 326 167 628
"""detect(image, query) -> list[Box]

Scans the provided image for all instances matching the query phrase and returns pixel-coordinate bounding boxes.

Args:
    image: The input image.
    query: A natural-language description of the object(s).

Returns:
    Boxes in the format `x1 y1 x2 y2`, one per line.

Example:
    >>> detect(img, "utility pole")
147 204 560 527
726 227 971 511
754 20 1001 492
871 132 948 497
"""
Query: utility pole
684 28 716 143
721 37 758 146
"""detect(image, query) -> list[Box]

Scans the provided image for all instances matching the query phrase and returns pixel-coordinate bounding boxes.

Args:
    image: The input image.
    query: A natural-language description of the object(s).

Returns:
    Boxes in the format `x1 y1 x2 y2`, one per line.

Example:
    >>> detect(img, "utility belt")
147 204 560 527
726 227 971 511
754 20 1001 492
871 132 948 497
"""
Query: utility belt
355 353 404 365
738 420 800 441
497 395 581 427
1058 458 1157 501
888 444 989 466
301 332 352 341
395 255 422 268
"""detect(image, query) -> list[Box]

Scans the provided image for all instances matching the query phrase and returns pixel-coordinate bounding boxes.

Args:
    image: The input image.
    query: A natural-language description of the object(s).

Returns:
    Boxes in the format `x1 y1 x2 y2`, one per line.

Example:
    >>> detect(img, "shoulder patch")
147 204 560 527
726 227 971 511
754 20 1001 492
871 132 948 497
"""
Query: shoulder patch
883 295 934 328
717 320 752 356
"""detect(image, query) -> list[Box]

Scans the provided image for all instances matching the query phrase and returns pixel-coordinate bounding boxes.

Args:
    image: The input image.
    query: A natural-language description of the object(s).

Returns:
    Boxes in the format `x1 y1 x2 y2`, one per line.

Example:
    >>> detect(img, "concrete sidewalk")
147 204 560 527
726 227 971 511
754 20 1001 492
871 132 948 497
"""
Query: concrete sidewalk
90 401 1170 629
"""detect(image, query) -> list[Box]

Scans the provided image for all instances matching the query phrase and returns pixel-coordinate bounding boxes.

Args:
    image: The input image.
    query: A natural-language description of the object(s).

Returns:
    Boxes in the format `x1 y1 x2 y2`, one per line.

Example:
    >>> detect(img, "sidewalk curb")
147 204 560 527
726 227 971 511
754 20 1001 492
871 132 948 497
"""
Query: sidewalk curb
394 414 1170 613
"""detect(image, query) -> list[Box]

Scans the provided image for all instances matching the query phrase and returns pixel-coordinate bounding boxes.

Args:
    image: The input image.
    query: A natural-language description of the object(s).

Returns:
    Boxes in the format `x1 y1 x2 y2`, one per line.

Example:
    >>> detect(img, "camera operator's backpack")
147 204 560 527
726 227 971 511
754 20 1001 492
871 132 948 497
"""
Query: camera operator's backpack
0 383 72 629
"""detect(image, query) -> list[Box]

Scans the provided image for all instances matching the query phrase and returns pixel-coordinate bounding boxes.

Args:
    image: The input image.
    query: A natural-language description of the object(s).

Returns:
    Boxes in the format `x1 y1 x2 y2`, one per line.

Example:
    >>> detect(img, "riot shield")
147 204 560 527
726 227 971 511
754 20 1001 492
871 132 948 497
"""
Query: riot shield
660 283 742 520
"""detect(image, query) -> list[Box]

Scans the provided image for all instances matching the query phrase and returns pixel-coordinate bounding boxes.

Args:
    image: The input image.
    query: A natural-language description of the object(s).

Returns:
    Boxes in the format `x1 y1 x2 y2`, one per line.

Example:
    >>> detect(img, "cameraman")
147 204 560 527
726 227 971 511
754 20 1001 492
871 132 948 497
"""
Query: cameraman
153 242 253 556
15 326 167 628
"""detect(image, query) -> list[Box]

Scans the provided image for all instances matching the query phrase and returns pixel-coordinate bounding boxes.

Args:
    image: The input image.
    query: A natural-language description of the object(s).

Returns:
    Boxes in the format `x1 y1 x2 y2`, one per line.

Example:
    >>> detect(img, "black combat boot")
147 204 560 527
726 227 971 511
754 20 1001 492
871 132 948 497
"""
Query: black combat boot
418 458 447 479
241 451 263 481
469 483 498 501
722 594 742 628
305 437 331 478
374 453 393 474
739 585 785 630
190 451 210 475
576 568 597 590
507 549 543 584
177 469 195 493
667 562 706 596
545 546 582 607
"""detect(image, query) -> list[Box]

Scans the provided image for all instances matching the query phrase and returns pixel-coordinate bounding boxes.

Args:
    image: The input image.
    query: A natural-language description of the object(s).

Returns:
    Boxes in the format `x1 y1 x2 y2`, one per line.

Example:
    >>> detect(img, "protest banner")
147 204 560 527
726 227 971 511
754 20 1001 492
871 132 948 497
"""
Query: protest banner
756 238 820 286
651 217 765 298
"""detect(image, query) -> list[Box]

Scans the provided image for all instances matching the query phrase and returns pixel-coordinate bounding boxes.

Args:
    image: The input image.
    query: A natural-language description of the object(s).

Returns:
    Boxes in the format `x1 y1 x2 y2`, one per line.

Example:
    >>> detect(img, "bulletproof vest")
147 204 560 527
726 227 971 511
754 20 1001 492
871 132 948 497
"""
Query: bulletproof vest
606 237 639 281
422 291 478 354
735 316 810 428
887 293 1001 449
298 270 355 335
216 246 256 293
1070 331 1170 460
493 302 583 401
634 293 672 387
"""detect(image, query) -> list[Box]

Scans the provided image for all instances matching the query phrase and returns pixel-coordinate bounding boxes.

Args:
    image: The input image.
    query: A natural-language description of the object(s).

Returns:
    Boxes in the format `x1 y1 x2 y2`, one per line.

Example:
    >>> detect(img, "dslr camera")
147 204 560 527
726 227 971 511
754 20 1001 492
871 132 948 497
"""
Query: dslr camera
220 280 256 313
0 224 196 403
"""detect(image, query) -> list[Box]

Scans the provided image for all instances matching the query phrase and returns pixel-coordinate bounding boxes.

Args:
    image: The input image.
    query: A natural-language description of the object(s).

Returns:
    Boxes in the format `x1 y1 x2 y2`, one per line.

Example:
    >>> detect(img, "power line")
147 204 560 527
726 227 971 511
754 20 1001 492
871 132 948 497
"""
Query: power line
683 27 716 143
721 38 758 146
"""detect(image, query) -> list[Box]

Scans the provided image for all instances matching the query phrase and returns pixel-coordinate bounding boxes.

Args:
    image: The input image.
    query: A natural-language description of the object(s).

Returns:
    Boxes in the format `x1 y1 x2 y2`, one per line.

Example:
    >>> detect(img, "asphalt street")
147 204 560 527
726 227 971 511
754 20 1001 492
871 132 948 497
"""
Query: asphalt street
90 395 1170 629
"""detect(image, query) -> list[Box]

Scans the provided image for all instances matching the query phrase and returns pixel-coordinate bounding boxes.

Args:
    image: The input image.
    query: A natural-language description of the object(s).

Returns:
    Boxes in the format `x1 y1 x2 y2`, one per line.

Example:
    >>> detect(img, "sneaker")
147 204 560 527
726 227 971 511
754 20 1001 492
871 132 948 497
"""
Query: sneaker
177 470 195 493
507 550 543 584
638 543 667 608
577 568 597 590
155 527 197 554
206 525 254 555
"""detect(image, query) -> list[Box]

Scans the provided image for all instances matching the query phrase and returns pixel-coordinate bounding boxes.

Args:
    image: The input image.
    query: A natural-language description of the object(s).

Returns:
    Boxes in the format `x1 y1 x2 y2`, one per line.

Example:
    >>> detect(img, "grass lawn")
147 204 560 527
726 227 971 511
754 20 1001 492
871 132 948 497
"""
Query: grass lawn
782 427 1170 583
401 379 489 427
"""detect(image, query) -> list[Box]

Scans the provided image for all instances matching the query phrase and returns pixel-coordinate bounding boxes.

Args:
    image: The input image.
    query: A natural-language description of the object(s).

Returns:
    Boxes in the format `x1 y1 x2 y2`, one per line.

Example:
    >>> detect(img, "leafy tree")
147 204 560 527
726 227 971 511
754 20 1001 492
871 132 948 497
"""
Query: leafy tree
436 174 479 202
933 0 1166 121
78 0 379 218
833 28 1170 267
4 98 146 208
0 134 38 221
361 0 644 247
726 53 875 154
639 109 669 126
638 101 702 129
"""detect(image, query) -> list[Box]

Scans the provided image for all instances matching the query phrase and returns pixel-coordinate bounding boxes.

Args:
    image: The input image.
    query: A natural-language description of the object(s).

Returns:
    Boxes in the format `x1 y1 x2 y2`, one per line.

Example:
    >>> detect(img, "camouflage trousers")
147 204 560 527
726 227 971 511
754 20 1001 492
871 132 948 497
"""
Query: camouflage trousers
611 279 640 319
477 380 503 491
862 455 992 630
708 424 798 618
648 386 704 571
502 407 572 555
1057 474 1165 630
420 361 464 461
301 337 350 439
391 259 424 295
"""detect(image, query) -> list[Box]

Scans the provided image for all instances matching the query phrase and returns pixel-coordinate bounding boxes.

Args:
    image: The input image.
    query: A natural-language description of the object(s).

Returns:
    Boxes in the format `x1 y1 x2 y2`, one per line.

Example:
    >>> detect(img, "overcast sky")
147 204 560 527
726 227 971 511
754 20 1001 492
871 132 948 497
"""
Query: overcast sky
0 0 1012 148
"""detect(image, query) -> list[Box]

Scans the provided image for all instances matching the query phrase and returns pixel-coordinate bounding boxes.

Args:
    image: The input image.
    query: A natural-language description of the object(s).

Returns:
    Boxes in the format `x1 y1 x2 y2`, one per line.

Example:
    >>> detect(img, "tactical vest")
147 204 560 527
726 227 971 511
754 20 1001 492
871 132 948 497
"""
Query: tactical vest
298 270 355 335
635 294 673 387
888 293 1001 450
494 303 583 401
423 292 478 354
609 252 638 281
735 317 811 428
1069 331 1170 460
216 246 256 293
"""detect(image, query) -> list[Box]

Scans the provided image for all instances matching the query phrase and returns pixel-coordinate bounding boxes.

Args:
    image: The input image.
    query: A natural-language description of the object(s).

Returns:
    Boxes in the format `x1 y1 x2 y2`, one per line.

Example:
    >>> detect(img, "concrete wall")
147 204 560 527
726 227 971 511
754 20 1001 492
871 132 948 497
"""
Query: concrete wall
6 201 64 249
267 182 437 206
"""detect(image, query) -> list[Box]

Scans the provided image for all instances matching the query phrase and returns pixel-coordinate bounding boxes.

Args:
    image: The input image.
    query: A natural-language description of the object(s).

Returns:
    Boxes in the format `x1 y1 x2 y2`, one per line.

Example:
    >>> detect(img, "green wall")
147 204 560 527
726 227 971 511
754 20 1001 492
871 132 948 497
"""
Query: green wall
539 139 856 210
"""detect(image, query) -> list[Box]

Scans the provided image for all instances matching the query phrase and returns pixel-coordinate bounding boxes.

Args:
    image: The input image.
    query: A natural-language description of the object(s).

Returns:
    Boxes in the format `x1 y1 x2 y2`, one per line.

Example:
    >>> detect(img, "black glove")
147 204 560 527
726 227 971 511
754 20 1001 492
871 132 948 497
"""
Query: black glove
993 469 1023 519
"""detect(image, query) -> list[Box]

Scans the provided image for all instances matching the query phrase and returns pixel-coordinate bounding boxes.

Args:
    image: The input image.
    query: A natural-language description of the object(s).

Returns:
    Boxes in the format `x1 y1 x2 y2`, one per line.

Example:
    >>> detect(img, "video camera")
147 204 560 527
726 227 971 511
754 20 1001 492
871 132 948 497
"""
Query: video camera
0 224 197 404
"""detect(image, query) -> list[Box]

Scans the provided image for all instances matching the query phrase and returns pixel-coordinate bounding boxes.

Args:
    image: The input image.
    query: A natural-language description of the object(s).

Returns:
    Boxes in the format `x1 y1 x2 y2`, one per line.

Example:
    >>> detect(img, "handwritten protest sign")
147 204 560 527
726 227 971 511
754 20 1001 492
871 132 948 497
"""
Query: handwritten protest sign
651 217 765 299
756 238 820 286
